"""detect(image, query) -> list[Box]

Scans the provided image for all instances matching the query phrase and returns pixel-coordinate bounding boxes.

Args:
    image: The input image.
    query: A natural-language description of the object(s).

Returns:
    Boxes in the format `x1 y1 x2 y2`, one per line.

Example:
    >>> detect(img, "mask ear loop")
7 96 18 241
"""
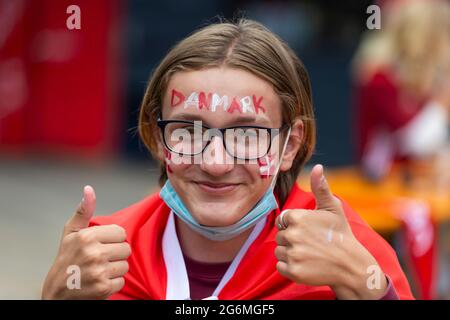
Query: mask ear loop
269 126 292 191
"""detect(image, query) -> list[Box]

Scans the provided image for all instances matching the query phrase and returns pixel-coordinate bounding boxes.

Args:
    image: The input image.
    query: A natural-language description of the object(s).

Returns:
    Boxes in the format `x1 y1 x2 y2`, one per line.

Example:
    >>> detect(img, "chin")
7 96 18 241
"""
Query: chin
192 204 247 227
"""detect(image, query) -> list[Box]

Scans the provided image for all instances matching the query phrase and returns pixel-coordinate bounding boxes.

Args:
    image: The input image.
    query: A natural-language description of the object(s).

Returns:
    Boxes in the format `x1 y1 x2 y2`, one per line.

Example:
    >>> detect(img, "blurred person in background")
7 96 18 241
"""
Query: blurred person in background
352 0 450 300
42 19 413 300
352 0 450 180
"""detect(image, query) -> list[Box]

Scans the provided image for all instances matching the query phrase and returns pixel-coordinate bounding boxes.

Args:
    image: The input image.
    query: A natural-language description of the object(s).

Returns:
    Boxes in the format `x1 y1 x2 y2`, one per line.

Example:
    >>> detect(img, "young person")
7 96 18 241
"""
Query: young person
42 19 413 300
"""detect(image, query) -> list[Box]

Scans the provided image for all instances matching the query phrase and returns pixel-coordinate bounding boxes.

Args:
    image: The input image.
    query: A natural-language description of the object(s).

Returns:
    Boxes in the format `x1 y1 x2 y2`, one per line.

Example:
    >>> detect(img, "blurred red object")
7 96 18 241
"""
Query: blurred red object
0 0 124 159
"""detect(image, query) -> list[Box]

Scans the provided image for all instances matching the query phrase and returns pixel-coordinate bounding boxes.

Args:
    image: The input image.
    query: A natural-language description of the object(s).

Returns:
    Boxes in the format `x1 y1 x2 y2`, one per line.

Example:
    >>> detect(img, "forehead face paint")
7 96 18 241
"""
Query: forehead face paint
170 89 266 115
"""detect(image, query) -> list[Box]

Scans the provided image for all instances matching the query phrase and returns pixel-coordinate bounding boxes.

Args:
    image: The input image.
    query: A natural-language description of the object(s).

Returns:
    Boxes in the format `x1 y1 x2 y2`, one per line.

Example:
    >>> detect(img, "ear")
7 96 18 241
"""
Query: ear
279 118 304 172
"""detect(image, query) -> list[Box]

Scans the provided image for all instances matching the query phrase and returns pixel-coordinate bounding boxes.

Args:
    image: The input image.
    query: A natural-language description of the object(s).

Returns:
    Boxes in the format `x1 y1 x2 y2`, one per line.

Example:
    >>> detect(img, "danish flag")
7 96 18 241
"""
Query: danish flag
257 153 276 178
164 149 173 173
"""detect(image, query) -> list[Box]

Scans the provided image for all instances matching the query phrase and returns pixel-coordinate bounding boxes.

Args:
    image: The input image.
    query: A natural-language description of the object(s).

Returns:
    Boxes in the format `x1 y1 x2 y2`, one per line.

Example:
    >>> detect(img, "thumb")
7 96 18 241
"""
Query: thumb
64 185 96 236
310 164 342 214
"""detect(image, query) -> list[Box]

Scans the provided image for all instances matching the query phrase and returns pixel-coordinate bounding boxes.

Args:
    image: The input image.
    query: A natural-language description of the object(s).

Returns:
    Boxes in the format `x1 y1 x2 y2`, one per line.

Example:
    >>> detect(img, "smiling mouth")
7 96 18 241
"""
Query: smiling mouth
193 181 241 193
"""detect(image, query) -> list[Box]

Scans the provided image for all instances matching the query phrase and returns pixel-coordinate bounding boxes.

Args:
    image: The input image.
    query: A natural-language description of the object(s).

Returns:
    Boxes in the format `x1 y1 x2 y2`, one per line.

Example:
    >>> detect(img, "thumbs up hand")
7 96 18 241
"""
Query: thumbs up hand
42 186 131 300
275 165 388 299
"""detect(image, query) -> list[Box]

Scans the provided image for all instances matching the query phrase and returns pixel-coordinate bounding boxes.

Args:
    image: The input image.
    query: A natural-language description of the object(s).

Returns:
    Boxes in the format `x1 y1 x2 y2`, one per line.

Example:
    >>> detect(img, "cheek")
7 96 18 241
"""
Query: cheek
257 152 277 178
163 149 193 175
163 149 173 173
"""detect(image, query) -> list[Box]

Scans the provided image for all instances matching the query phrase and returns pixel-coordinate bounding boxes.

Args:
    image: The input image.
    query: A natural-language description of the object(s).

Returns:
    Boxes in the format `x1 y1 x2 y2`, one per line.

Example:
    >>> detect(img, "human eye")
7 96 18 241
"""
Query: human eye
166 121 196 133
242 127 258 137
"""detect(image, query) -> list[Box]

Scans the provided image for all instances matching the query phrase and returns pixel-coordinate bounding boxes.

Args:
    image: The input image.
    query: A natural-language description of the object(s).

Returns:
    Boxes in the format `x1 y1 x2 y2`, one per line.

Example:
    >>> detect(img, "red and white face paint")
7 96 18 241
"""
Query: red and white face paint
257 153 276 178
170 89 266 115
164 149 173 173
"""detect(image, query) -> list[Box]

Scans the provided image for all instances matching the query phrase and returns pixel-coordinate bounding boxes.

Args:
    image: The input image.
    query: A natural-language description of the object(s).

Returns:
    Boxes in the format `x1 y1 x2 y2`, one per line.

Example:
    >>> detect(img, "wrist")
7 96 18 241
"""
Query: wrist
332 243 388 299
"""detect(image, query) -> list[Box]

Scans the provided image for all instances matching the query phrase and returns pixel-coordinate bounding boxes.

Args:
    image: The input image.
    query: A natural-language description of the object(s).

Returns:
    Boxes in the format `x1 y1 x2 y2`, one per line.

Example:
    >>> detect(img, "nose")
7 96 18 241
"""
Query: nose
200 136 234 176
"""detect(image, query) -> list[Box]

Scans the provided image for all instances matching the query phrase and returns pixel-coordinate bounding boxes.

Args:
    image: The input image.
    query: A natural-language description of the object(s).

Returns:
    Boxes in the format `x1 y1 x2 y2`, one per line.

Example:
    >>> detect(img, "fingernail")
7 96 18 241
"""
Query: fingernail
81 186 86 204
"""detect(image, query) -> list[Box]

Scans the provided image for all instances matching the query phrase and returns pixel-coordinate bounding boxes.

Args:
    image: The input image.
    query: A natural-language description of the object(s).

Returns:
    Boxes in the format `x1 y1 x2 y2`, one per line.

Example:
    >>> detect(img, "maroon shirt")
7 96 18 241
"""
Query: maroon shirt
183 253 231 300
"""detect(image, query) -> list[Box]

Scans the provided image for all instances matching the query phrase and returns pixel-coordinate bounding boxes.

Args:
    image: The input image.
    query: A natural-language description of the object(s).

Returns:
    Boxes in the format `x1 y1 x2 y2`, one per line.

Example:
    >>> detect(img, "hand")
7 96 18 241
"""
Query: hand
41 186 131 299
275 164 388 299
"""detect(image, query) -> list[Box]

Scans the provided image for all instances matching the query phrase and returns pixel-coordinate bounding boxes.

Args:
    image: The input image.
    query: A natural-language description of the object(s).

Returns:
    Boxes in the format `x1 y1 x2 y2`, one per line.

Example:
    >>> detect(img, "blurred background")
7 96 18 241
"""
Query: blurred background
0 0 448 299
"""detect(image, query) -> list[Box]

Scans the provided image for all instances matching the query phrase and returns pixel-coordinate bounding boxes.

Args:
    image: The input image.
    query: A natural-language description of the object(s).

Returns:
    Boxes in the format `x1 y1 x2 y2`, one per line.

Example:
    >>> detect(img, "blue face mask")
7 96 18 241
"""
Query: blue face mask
160 127 291 241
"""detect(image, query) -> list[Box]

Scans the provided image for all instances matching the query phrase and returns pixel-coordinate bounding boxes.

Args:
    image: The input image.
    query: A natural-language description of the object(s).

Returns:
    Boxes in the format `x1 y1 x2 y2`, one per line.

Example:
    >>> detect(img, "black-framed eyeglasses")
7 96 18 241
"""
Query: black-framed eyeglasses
157 119 288 160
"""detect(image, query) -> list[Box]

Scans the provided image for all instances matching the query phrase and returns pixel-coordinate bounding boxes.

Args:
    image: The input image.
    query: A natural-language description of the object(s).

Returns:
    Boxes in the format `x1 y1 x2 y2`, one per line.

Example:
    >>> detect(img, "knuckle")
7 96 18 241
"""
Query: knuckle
275 232 283 244
77 229 96 244
111 224 127 239
288 210 308 226
285 211 298 226
276 261 287 275
94 280 112 298
286 246 295 258
75 206 84 217
82 246 104 264
287 263 301 277
274 246 283 259
318 182 329 194
123 242 132 256
60 233 74 248
90 265 108 280
287 246 304 262
114 277 126 293
110 261 129 276
284 230 298 244
297 210 310 222
283 232 293 244
122 261 129 274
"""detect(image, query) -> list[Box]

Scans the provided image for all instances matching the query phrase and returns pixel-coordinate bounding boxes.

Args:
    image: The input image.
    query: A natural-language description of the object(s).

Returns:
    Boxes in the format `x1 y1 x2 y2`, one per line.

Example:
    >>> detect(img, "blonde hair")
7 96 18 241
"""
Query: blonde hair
352 0 450 94
138 19 316 204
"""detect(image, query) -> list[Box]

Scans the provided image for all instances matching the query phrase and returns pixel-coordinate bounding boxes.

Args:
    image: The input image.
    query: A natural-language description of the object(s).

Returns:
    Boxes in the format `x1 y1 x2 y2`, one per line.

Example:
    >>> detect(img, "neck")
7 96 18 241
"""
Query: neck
175 216 254 263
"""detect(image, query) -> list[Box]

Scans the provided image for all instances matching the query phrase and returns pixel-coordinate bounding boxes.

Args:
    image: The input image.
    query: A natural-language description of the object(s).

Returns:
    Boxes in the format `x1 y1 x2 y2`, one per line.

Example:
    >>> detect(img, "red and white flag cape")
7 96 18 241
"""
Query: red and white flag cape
90 183 414 300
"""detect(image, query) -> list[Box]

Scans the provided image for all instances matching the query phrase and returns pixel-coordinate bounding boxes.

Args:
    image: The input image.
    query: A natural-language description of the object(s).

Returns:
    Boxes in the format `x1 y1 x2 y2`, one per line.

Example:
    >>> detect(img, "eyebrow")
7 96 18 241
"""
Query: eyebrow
169 112 273 127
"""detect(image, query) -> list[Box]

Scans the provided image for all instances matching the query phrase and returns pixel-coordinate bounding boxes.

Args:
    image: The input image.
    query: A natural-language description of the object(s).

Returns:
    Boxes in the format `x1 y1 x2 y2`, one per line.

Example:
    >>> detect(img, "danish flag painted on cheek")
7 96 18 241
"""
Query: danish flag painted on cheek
257 153 276 178
164 149 173 173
